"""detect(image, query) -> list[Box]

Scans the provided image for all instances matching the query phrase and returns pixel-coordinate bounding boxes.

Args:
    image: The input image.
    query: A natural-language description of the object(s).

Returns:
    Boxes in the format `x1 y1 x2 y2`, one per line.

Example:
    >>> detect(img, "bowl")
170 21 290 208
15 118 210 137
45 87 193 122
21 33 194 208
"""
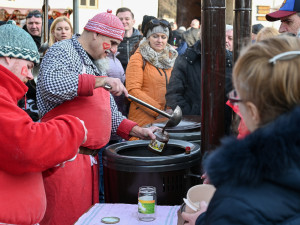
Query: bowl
186 184 216 211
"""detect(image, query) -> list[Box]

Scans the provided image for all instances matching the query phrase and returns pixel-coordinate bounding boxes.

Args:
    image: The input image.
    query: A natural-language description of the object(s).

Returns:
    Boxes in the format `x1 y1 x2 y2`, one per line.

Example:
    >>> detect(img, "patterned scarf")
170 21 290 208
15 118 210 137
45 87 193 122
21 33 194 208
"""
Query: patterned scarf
139 37 178 69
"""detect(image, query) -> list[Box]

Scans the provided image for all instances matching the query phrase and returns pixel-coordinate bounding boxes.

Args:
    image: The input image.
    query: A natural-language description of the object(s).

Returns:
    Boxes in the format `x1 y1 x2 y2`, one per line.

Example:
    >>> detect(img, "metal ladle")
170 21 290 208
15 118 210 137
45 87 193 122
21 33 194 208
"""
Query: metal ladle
104 84 182 127
129 94 182 128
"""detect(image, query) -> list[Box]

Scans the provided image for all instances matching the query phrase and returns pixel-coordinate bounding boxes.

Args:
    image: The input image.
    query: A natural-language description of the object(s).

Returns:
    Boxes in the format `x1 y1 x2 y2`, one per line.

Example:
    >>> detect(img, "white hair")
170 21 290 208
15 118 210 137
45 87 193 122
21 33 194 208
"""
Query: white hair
226 24 233 32
93 58 110 74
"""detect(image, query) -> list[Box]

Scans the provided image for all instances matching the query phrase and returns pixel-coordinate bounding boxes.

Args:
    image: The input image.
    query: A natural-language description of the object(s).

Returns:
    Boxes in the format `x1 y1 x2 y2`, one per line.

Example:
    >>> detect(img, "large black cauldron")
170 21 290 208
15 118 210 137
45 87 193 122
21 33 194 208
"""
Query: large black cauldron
103 140 201 205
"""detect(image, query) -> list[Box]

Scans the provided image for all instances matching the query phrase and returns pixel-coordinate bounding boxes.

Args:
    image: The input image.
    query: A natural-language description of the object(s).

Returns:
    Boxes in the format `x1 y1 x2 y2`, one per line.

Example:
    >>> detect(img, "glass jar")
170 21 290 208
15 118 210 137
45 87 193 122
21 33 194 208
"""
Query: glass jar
138 186 157 221
148 130 169 155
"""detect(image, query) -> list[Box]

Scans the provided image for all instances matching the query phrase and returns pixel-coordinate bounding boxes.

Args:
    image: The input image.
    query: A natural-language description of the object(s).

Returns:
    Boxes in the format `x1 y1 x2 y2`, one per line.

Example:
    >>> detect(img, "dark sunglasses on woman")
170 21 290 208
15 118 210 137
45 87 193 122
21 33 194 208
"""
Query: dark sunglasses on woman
150 19 170 27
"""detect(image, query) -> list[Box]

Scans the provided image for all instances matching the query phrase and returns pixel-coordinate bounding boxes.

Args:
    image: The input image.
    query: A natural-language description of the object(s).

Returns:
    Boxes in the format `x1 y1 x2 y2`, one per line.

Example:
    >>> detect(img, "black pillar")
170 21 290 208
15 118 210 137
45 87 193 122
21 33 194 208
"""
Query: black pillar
233 0 252 62
201 0 226 154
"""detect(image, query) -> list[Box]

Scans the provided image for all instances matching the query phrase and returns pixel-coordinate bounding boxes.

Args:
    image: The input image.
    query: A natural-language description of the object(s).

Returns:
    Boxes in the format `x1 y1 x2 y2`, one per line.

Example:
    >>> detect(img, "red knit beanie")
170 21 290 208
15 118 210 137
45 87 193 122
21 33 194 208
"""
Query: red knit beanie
84 9 125 41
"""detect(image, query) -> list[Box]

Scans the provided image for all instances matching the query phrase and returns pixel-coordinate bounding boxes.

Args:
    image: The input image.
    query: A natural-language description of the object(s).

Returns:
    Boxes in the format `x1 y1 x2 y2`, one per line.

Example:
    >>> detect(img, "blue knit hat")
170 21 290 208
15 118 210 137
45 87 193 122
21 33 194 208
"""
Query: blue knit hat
0 20 39 64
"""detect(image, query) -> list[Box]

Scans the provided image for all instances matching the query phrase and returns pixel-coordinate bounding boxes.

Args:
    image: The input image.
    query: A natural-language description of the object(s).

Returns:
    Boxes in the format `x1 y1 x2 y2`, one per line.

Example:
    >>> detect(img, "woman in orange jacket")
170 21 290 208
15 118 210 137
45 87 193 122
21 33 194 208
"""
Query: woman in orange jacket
126 19 178 127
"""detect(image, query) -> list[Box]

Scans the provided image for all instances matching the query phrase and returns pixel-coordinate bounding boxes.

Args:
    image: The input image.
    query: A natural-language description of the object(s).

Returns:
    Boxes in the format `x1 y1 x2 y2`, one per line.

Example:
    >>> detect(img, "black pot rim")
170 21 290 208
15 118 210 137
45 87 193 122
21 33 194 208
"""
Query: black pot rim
103 140 201 167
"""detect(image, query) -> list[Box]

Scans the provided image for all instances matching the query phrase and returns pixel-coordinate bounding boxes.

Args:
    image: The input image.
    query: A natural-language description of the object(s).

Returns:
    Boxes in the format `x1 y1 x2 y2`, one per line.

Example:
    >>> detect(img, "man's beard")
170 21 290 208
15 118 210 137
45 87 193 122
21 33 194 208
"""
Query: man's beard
94 57 110 74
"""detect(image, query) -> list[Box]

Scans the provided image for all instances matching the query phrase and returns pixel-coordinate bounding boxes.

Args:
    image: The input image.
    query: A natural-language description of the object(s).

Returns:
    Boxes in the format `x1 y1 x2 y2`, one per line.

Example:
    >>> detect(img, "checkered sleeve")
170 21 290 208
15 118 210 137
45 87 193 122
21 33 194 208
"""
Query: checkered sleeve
110 94 126 135
37 44 82 116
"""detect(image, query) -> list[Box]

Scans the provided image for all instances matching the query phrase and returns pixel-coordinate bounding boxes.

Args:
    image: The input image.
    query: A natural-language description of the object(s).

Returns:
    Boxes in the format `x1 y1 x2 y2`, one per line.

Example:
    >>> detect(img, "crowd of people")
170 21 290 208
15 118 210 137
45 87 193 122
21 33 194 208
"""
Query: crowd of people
1 0 300 224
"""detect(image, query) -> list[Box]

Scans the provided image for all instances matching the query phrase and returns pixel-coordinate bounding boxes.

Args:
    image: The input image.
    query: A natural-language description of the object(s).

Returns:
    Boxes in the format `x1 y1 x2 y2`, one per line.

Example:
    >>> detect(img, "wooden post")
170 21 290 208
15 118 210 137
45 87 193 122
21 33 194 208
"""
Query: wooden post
233 0 252 62
201 0 226 154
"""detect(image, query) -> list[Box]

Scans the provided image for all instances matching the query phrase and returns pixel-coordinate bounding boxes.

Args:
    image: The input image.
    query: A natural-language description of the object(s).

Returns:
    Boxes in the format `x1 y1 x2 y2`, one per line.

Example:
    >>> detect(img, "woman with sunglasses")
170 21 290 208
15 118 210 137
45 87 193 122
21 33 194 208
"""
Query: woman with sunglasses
126 18 178 129
182 35 300 225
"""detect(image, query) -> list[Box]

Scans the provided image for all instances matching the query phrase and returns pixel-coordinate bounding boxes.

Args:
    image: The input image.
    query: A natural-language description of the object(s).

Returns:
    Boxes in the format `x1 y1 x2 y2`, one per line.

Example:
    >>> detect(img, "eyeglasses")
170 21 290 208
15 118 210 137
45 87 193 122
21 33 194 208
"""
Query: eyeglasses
26 12 42 19
269 51 300 64
227 89 243 104
149 19 170 27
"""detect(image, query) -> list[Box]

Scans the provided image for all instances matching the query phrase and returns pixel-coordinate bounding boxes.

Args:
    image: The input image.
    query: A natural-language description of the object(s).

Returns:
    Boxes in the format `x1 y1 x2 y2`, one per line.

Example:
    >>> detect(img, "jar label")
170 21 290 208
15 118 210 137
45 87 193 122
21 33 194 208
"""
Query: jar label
138 199 155 214
148 139 165 152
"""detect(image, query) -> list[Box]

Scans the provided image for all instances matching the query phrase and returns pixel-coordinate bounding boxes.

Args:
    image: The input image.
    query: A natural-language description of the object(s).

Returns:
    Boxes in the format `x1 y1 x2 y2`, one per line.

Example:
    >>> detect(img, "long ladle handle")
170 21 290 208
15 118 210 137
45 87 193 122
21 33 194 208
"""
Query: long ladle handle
104 83 171 119
127 94 171 119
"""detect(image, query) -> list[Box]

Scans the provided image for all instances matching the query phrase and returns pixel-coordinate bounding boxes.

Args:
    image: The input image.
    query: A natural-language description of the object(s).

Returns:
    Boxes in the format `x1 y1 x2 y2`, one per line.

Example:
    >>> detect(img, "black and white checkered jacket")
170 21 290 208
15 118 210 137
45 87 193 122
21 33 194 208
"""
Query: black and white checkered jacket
36 34 125 134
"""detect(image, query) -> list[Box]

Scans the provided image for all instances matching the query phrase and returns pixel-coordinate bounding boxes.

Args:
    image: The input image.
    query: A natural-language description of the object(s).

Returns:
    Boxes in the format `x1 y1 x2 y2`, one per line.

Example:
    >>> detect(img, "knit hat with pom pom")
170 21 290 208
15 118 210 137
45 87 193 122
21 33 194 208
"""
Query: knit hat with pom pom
84 9 125 41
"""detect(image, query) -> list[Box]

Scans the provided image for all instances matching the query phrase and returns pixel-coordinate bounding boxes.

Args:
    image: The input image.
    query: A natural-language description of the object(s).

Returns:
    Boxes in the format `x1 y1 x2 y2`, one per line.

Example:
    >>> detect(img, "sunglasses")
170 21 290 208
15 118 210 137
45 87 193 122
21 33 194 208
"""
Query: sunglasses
26 13 42 19
227 89 243 104
269 51 300 64
149 19 170 27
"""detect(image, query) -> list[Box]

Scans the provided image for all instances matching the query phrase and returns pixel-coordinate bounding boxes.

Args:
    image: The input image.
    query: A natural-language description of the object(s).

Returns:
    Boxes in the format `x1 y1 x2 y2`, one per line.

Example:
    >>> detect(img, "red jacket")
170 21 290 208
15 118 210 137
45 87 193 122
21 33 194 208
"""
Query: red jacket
0 65 85 224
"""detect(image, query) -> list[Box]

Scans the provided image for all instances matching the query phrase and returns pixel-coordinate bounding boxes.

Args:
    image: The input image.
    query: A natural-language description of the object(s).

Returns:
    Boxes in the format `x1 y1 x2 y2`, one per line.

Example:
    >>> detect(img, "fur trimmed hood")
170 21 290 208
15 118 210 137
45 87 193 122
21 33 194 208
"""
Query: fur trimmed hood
205 106 300 189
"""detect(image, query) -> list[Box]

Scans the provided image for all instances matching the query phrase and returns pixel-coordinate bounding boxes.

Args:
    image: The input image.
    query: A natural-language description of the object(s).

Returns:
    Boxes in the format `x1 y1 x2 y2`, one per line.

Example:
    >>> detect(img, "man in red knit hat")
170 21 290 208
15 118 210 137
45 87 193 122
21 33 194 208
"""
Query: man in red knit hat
37 10 158 225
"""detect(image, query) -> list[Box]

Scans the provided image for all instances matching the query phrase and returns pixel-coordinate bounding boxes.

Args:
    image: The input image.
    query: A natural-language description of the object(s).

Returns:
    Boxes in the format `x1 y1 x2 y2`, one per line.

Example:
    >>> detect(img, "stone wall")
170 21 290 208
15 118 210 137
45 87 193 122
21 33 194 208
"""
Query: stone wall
158 0 177 22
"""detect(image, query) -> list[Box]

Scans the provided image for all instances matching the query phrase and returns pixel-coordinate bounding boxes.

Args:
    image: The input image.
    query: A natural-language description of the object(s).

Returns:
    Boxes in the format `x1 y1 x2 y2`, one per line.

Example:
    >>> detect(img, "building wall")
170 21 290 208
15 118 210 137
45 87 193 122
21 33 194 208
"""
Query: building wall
158 0 176 22
251 0 282 29
0 0 284 32
176 0 201 28
0 0 158 32
226 0 234 24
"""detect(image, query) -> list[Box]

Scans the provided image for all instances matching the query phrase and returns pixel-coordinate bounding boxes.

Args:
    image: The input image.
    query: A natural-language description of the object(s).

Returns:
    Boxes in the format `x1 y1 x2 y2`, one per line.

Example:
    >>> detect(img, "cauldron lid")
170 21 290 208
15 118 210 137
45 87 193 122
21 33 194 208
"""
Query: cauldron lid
151 115 201 132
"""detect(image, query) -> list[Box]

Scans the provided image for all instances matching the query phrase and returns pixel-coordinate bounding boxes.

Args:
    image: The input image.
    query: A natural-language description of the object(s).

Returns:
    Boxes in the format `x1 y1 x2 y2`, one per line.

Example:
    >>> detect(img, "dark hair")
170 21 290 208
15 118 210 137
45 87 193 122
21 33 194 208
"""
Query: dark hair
143 19 172 41
130 16 172 55
252 23 264 34
26 10 42 19
42 4 51 12
141 15 156 34
116 7 134 19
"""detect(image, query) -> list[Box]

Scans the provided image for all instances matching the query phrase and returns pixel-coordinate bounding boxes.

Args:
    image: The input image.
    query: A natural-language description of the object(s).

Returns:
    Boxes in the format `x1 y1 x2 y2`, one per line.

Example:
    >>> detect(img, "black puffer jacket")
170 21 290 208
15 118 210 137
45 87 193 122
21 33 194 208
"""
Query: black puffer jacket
166 40 201 115
117 28 142 71
197 106 300 225
166 42 233 133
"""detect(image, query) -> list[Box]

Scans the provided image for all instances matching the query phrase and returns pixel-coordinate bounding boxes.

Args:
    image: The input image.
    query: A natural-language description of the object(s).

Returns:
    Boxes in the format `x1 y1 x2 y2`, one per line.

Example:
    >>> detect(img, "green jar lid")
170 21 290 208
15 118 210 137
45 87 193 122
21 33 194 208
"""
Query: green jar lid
101 217 120 224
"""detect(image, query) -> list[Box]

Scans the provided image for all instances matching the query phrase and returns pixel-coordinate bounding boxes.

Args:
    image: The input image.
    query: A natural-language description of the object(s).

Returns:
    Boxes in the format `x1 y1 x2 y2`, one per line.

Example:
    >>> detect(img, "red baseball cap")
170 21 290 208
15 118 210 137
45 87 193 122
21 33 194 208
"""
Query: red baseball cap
266 0 300 21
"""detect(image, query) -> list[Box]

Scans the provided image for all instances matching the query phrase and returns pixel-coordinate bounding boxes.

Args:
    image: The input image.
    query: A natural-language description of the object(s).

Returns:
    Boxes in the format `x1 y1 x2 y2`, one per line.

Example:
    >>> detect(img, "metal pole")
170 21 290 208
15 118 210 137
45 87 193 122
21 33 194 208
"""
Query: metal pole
233 0 252 62
201 0 226 154
73 0 79 34
43 0 48 43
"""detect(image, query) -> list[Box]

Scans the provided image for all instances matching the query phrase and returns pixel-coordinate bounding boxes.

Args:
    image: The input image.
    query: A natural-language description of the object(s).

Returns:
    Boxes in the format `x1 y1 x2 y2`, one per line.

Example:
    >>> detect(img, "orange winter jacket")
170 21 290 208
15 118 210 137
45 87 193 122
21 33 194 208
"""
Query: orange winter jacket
126 48 173 127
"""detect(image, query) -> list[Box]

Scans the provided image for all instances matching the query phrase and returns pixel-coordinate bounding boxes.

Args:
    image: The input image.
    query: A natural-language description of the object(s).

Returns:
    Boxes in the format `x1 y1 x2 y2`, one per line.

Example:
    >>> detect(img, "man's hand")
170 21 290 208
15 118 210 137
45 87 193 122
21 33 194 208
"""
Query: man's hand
201 173 211 184
95 77 128 97
129 125 160 140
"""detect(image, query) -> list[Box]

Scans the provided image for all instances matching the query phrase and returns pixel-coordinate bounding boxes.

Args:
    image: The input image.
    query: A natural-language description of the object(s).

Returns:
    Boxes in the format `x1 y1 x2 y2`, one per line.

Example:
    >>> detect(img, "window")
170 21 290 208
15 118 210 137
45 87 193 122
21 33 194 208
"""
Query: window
256 16 267 21
256 6 270 21
257 6 270 15
80 0 98 8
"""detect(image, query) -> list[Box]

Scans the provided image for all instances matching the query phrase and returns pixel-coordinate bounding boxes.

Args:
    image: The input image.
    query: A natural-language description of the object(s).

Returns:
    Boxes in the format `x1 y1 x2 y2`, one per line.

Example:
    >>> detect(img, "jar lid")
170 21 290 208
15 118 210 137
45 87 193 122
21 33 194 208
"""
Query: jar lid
101 217 120 224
